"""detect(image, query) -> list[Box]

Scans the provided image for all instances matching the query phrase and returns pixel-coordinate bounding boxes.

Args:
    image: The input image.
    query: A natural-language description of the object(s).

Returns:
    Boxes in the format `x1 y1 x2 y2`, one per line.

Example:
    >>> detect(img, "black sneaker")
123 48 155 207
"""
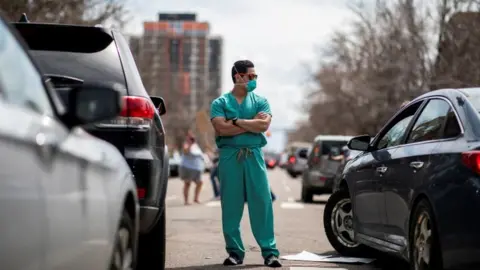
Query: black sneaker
264 255 282 268
223 253 243 266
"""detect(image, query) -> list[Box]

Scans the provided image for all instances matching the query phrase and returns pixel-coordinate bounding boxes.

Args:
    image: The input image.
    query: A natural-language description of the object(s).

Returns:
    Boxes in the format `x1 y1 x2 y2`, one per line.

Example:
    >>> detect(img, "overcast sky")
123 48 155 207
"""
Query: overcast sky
124 0 355 130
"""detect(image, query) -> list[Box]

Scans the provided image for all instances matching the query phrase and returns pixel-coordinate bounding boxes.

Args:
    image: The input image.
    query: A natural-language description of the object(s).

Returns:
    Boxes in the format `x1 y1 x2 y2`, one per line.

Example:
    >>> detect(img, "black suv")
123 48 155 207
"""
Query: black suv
13 18 169 269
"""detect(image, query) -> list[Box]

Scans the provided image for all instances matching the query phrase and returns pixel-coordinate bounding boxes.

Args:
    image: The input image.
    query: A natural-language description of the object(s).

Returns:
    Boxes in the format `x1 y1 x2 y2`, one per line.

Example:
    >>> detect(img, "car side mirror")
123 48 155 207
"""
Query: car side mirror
150 96 166 115
348 135 371 151
67 82 122 127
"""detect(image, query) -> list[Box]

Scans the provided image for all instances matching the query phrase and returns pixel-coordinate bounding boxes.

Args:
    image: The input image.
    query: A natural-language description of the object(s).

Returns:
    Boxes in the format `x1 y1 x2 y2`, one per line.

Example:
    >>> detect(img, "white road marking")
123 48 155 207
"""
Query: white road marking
166 195 177 201
287 197 295 202
280 202 304 209
205 201 221 207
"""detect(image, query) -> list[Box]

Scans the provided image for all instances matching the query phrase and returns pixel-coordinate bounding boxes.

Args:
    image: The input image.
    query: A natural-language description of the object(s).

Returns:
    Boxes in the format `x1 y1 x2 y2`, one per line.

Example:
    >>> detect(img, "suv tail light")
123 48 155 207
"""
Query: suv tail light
288 156 296 164
461 151 480 174
96 96 155 128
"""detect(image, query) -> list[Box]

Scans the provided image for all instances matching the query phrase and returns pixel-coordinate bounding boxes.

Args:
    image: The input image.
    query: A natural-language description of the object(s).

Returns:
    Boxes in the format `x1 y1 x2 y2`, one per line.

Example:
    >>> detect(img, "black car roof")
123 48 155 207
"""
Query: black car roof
12 22 112 35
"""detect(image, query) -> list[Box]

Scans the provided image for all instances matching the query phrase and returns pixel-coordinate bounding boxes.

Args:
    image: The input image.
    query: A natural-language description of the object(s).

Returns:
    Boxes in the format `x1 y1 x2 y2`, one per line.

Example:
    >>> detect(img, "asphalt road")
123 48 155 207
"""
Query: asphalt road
164 168 409 270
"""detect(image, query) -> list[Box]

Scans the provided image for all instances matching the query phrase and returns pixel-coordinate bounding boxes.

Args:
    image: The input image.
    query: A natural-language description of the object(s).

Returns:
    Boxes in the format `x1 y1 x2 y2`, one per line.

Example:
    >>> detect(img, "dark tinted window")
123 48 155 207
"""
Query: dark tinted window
14 24 126 91
113 31 147 96
321 140 349 155
376 101 422 149
378 116 414 149
297 148 309 159
443 109 461 138
407 99 450 143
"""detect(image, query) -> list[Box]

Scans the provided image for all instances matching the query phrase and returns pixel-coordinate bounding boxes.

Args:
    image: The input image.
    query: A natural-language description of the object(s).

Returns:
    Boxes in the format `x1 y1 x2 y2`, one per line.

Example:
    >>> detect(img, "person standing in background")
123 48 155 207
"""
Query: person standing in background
209 149 221 200
180 131 205 205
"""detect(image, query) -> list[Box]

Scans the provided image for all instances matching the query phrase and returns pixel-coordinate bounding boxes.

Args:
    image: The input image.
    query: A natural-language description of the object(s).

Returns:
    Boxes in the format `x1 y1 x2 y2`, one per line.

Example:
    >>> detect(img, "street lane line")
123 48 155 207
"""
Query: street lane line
280 202 304 209
166 195 177 201
288 197 295 202
205 201 221 207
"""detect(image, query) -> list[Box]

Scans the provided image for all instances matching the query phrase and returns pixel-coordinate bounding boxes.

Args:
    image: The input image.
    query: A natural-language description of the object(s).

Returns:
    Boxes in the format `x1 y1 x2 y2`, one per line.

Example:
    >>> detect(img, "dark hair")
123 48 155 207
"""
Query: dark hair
231 60 254 83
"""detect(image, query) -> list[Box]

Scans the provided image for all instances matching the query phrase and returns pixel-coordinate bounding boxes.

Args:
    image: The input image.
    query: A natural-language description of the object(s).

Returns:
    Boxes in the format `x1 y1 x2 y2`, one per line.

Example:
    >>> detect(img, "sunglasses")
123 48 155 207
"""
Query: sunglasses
237 73 258 80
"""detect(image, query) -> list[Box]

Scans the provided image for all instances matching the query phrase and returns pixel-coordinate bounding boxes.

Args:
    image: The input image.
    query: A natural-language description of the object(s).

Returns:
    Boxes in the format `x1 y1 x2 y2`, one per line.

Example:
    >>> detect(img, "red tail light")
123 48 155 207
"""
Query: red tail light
462 151 480 174
137 188 146 199
288 156 296 164
97 96 155 128
268 160 275 166
319 176 327 181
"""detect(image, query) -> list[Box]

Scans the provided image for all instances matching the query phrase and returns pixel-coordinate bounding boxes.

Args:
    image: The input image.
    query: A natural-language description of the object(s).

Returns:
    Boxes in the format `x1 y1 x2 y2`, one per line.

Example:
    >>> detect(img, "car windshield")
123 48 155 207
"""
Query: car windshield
14 24 126 91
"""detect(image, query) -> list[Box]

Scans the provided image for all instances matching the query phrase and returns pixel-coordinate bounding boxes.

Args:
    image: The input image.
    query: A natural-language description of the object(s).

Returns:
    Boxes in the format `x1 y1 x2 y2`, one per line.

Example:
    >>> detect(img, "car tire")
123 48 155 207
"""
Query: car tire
109 210 135 270
409 199 442 270
137 209 166 270
288 171 298 178
324 189 373 257
301 185 313 203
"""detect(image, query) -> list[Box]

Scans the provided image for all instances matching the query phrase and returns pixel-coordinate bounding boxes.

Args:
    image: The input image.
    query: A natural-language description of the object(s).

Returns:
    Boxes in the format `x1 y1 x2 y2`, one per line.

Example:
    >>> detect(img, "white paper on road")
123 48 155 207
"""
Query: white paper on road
320 256 375 264
281 251 330 262
280 250 375 264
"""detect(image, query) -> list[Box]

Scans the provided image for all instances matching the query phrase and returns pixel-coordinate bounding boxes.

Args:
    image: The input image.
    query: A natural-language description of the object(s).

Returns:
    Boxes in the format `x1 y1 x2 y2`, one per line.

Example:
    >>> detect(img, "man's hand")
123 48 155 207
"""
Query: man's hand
255 112 269 120
211 117 247 136
236 112 271 133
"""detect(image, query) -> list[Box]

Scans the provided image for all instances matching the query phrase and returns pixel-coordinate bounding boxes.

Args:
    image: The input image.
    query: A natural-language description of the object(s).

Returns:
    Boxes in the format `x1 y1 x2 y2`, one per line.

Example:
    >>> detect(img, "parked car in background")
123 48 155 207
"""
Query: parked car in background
325 88 480 270
285 141 311 178
264 151 280 169
300 135 352 202
169 149 181 177
0 14 139 270
13 17 169 270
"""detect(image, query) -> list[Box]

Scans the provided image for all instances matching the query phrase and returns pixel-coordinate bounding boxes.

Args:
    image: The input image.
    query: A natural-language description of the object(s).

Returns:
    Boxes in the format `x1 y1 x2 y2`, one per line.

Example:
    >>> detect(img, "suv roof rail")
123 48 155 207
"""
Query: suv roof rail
18 13 29 23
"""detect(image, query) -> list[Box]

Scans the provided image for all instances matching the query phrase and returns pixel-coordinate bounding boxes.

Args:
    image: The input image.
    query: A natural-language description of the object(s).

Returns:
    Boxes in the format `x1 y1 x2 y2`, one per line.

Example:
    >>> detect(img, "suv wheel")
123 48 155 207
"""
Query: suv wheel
301 185 313 203
109 210 135 270
137 209 166 270
324 189 373 257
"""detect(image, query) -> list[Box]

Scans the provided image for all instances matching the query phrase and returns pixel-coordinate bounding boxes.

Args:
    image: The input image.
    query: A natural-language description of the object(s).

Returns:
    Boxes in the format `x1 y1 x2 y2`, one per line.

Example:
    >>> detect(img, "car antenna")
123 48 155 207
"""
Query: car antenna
19 13 29 23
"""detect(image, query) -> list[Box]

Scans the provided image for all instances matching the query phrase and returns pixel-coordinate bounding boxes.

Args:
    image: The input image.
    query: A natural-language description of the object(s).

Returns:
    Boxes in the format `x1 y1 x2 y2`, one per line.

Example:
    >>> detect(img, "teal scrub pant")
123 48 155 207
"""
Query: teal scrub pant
218 147 280 259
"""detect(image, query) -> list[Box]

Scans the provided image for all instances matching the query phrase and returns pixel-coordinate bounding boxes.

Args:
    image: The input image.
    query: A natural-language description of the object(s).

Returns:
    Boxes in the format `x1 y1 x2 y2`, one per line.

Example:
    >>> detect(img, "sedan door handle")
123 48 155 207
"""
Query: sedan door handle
34 131 59 162
376 166 388 174
410 161 424 169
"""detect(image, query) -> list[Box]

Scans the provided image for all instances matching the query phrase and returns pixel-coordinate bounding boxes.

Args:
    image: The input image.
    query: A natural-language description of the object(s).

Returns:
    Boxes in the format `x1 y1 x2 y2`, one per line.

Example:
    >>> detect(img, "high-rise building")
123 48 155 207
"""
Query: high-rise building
131 12 222 115
208 36 222 107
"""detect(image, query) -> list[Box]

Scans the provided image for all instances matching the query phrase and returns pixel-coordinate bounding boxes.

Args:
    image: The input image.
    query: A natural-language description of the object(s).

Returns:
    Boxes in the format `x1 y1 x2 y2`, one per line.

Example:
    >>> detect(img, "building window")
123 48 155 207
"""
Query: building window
169 39 180 72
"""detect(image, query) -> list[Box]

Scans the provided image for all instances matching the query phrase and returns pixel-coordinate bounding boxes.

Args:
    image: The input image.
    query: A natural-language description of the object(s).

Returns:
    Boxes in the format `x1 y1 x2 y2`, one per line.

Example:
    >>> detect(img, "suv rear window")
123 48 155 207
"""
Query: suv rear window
320 140 349 155
13 24 126 90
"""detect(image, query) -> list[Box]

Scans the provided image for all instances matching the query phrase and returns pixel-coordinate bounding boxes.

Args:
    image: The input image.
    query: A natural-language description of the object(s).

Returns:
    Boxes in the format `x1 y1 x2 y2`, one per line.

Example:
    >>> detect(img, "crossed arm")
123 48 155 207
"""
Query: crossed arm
211 112 272 136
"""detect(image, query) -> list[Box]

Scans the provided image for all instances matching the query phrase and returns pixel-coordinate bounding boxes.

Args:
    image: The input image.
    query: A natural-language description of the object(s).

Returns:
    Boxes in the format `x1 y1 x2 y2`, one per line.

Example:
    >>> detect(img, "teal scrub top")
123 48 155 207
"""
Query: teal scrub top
210 92 272 149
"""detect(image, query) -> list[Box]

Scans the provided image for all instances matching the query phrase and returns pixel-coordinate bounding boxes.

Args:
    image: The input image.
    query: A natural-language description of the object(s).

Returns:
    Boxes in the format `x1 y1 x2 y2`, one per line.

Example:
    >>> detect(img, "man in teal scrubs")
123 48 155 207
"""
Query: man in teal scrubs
210 60 281 268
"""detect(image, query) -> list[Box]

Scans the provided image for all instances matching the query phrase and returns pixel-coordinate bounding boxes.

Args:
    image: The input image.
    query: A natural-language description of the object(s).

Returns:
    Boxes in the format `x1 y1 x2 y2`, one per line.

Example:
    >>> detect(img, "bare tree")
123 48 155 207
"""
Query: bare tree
290 0 480 141
0 0 128 27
